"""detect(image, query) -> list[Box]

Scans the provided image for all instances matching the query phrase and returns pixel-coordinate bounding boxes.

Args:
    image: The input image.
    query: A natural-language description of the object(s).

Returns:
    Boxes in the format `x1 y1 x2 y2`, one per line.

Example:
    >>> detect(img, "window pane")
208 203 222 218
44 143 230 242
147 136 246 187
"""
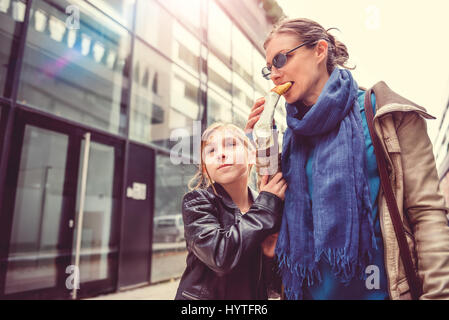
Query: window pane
172 22 200 76
0 0 26 98
87 0 135 29
17 0 131 136
151 154 195 283
168 65 201 147
5 126 68 294
233 105 249 130
207 89 232 126
135 0 172 55
253 49 270 96
72 141 118 284
136 4 200 76
232 25 253 84
159 0 201 34
208 53 231 100
130 40 201 152
233 71 253 110
129 40 169 145
208 0 231 63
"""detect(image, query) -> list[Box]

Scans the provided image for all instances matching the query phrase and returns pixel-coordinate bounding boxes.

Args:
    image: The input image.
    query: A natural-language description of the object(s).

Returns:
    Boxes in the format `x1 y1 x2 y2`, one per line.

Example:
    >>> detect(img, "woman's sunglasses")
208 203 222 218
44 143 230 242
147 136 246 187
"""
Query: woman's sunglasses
261 40 317 80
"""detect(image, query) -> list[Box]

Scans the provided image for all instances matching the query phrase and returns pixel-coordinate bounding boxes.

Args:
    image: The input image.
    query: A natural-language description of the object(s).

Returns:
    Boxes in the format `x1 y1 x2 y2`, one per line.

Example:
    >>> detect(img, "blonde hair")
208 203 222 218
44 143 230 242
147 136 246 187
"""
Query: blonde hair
188 122 255 194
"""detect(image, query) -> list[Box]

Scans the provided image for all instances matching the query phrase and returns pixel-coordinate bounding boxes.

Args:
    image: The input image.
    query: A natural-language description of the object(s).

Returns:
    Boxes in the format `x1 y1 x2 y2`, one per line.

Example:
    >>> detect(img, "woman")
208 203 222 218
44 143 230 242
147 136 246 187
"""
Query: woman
245 18 449 300
175 123 284 300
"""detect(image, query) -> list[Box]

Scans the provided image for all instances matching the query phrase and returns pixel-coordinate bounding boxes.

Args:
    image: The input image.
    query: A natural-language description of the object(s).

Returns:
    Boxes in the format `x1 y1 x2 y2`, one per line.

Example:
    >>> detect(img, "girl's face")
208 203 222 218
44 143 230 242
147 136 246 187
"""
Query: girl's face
265 33 327 105
202 129 252 185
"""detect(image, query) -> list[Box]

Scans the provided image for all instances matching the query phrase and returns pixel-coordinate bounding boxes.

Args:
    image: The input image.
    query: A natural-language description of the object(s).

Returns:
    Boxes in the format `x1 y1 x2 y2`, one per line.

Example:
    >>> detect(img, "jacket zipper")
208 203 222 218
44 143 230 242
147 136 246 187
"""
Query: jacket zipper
258 248 263 284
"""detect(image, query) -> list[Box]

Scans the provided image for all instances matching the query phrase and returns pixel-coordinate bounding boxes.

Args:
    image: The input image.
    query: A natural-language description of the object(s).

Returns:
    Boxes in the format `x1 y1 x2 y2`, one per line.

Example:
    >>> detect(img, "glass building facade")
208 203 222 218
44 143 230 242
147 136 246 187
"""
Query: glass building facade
0 0 286 299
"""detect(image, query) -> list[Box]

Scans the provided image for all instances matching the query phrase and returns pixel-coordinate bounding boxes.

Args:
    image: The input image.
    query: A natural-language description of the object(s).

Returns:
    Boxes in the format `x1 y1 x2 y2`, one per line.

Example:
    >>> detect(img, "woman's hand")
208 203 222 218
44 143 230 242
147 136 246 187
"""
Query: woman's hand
259 172 287 200
244 97 265 134
261 233 279 258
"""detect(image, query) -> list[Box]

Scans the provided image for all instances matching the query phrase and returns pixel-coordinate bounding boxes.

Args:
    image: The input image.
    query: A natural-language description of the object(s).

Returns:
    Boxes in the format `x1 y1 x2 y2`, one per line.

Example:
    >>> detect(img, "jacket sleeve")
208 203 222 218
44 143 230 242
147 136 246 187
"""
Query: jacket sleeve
398 112 449 299
262 255 282 298
182 189 283 277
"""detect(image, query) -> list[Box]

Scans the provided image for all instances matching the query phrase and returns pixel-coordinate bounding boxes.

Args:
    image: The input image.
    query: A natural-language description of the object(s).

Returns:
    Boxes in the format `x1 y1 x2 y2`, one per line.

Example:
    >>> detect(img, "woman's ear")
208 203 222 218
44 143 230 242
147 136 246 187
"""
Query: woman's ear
316 39 328 63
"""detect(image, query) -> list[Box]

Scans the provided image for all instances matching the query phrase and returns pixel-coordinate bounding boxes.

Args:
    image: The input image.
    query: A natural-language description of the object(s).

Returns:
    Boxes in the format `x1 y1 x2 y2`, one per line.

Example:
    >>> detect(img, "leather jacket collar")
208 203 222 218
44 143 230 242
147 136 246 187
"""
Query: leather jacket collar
207 182 259 210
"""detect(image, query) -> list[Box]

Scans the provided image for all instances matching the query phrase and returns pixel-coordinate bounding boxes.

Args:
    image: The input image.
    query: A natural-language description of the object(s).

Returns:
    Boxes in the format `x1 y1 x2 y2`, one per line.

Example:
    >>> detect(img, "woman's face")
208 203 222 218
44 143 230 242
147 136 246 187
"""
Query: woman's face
202 129 251 185
265 33 327 105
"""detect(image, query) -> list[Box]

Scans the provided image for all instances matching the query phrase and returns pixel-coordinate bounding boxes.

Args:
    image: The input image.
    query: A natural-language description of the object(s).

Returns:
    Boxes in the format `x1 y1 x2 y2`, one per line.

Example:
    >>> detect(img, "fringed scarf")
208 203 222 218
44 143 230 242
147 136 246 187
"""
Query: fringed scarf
275 68 377 300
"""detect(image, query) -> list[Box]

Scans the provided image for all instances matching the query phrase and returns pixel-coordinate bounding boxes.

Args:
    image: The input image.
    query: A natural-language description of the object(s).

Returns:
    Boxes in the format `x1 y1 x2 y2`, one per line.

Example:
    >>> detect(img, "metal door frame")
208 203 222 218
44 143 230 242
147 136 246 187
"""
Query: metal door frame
0 105 124 299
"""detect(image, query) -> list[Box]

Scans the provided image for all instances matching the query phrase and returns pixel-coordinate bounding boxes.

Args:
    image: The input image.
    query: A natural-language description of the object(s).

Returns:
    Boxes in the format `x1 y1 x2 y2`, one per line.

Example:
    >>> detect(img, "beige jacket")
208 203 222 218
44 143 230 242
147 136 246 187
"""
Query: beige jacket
371 81 449 299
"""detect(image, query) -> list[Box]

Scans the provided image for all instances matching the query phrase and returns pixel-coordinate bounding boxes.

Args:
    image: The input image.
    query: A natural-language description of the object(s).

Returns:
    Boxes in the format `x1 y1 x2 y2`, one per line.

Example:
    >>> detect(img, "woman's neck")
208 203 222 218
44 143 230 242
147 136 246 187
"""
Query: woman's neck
220 176 252 213
303 71 330 107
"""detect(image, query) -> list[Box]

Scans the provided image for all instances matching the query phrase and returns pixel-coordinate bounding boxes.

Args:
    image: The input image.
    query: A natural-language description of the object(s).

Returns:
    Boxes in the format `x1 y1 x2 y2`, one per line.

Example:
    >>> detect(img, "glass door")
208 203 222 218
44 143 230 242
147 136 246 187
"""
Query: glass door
2 109 122 299
71 136 122 299
4 123 72 298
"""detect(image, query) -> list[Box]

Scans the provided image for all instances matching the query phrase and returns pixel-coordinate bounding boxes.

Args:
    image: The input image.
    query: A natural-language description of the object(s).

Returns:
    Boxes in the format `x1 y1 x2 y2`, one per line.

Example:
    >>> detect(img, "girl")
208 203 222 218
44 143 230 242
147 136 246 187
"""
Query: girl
246 18 449 300
175 122 286 300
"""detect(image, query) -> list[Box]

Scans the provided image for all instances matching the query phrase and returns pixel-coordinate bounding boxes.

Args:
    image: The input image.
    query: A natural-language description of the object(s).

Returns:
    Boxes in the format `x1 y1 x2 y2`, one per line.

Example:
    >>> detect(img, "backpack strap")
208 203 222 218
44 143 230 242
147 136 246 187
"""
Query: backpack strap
364 88 423 300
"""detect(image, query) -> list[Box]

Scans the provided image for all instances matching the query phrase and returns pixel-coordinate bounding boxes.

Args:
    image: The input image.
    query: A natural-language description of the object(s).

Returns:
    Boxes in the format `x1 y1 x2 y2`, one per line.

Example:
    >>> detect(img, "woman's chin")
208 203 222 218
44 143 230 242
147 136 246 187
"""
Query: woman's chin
284 90 300 104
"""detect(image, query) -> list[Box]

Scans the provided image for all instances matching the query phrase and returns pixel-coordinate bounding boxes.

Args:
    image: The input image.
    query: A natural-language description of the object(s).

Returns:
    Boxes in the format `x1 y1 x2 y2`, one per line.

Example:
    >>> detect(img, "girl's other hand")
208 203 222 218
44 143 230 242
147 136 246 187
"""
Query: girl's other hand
259 172 287 200
261 233 279 258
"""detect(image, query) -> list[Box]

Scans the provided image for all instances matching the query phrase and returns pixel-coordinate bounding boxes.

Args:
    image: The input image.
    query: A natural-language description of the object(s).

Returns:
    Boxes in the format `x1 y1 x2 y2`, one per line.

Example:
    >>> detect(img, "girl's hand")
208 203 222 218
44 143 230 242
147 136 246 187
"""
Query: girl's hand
259 172 287 200
244 97 265 134
261 233 279 258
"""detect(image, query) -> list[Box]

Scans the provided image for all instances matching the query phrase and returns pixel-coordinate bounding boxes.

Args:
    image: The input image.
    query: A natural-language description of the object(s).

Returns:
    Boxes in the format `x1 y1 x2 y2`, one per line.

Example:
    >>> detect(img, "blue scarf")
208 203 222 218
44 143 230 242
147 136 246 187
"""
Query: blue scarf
275 68 377 300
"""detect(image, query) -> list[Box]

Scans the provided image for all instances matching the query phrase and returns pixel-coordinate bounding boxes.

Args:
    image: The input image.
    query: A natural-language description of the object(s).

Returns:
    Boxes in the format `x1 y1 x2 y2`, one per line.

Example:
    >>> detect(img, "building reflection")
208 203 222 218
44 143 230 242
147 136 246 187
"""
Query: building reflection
0 0 285 299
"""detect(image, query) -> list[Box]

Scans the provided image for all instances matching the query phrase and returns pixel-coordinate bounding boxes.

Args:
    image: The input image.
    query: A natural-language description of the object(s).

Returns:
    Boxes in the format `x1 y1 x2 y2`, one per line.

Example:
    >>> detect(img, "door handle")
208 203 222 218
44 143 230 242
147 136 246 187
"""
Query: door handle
73 132 91 299
69 219 74 228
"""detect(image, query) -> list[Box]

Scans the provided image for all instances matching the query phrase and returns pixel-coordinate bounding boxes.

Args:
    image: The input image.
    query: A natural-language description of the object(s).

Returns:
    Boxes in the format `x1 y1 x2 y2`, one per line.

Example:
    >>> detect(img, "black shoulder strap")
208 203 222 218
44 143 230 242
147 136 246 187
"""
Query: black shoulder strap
364 89 423 300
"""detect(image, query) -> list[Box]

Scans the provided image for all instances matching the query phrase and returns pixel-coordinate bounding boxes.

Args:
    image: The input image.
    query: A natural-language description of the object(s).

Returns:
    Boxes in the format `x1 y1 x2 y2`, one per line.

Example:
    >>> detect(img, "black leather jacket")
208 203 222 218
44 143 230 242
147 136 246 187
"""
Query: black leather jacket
175 183 283 300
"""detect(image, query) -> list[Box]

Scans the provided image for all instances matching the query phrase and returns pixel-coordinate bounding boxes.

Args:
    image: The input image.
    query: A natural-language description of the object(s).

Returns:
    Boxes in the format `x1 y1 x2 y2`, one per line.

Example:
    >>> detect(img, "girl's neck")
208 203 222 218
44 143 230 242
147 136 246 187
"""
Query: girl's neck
220 175 252 213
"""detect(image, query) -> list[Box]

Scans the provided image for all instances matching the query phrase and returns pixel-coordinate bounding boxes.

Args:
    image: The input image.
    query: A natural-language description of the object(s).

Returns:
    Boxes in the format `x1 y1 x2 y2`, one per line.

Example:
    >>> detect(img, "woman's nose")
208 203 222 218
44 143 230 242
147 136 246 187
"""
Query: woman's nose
270 66 282 82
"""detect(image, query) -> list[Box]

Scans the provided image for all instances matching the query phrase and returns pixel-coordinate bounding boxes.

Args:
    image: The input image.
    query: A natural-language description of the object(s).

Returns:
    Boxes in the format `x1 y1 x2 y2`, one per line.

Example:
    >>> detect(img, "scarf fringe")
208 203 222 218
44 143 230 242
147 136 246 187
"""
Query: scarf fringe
277 252 322 300
277 69 379 300
277 246 374 299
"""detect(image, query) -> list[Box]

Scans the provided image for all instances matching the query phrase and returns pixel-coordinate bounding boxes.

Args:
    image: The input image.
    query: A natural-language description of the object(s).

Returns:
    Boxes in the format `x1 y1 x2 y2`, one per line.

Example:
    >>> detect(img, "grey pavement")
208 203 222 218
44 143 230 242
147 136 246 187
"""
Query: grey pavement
85 278 180 300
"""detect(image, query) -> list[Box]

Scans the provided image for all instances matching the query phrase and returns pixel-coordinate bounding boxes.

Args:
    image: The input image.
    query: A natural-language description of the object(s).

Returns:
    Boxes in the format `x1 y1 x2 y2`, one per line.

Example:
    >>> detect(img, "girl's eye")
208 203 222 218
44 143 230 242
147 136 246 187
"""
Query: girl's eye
226 139 237 147
205 148 214 155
